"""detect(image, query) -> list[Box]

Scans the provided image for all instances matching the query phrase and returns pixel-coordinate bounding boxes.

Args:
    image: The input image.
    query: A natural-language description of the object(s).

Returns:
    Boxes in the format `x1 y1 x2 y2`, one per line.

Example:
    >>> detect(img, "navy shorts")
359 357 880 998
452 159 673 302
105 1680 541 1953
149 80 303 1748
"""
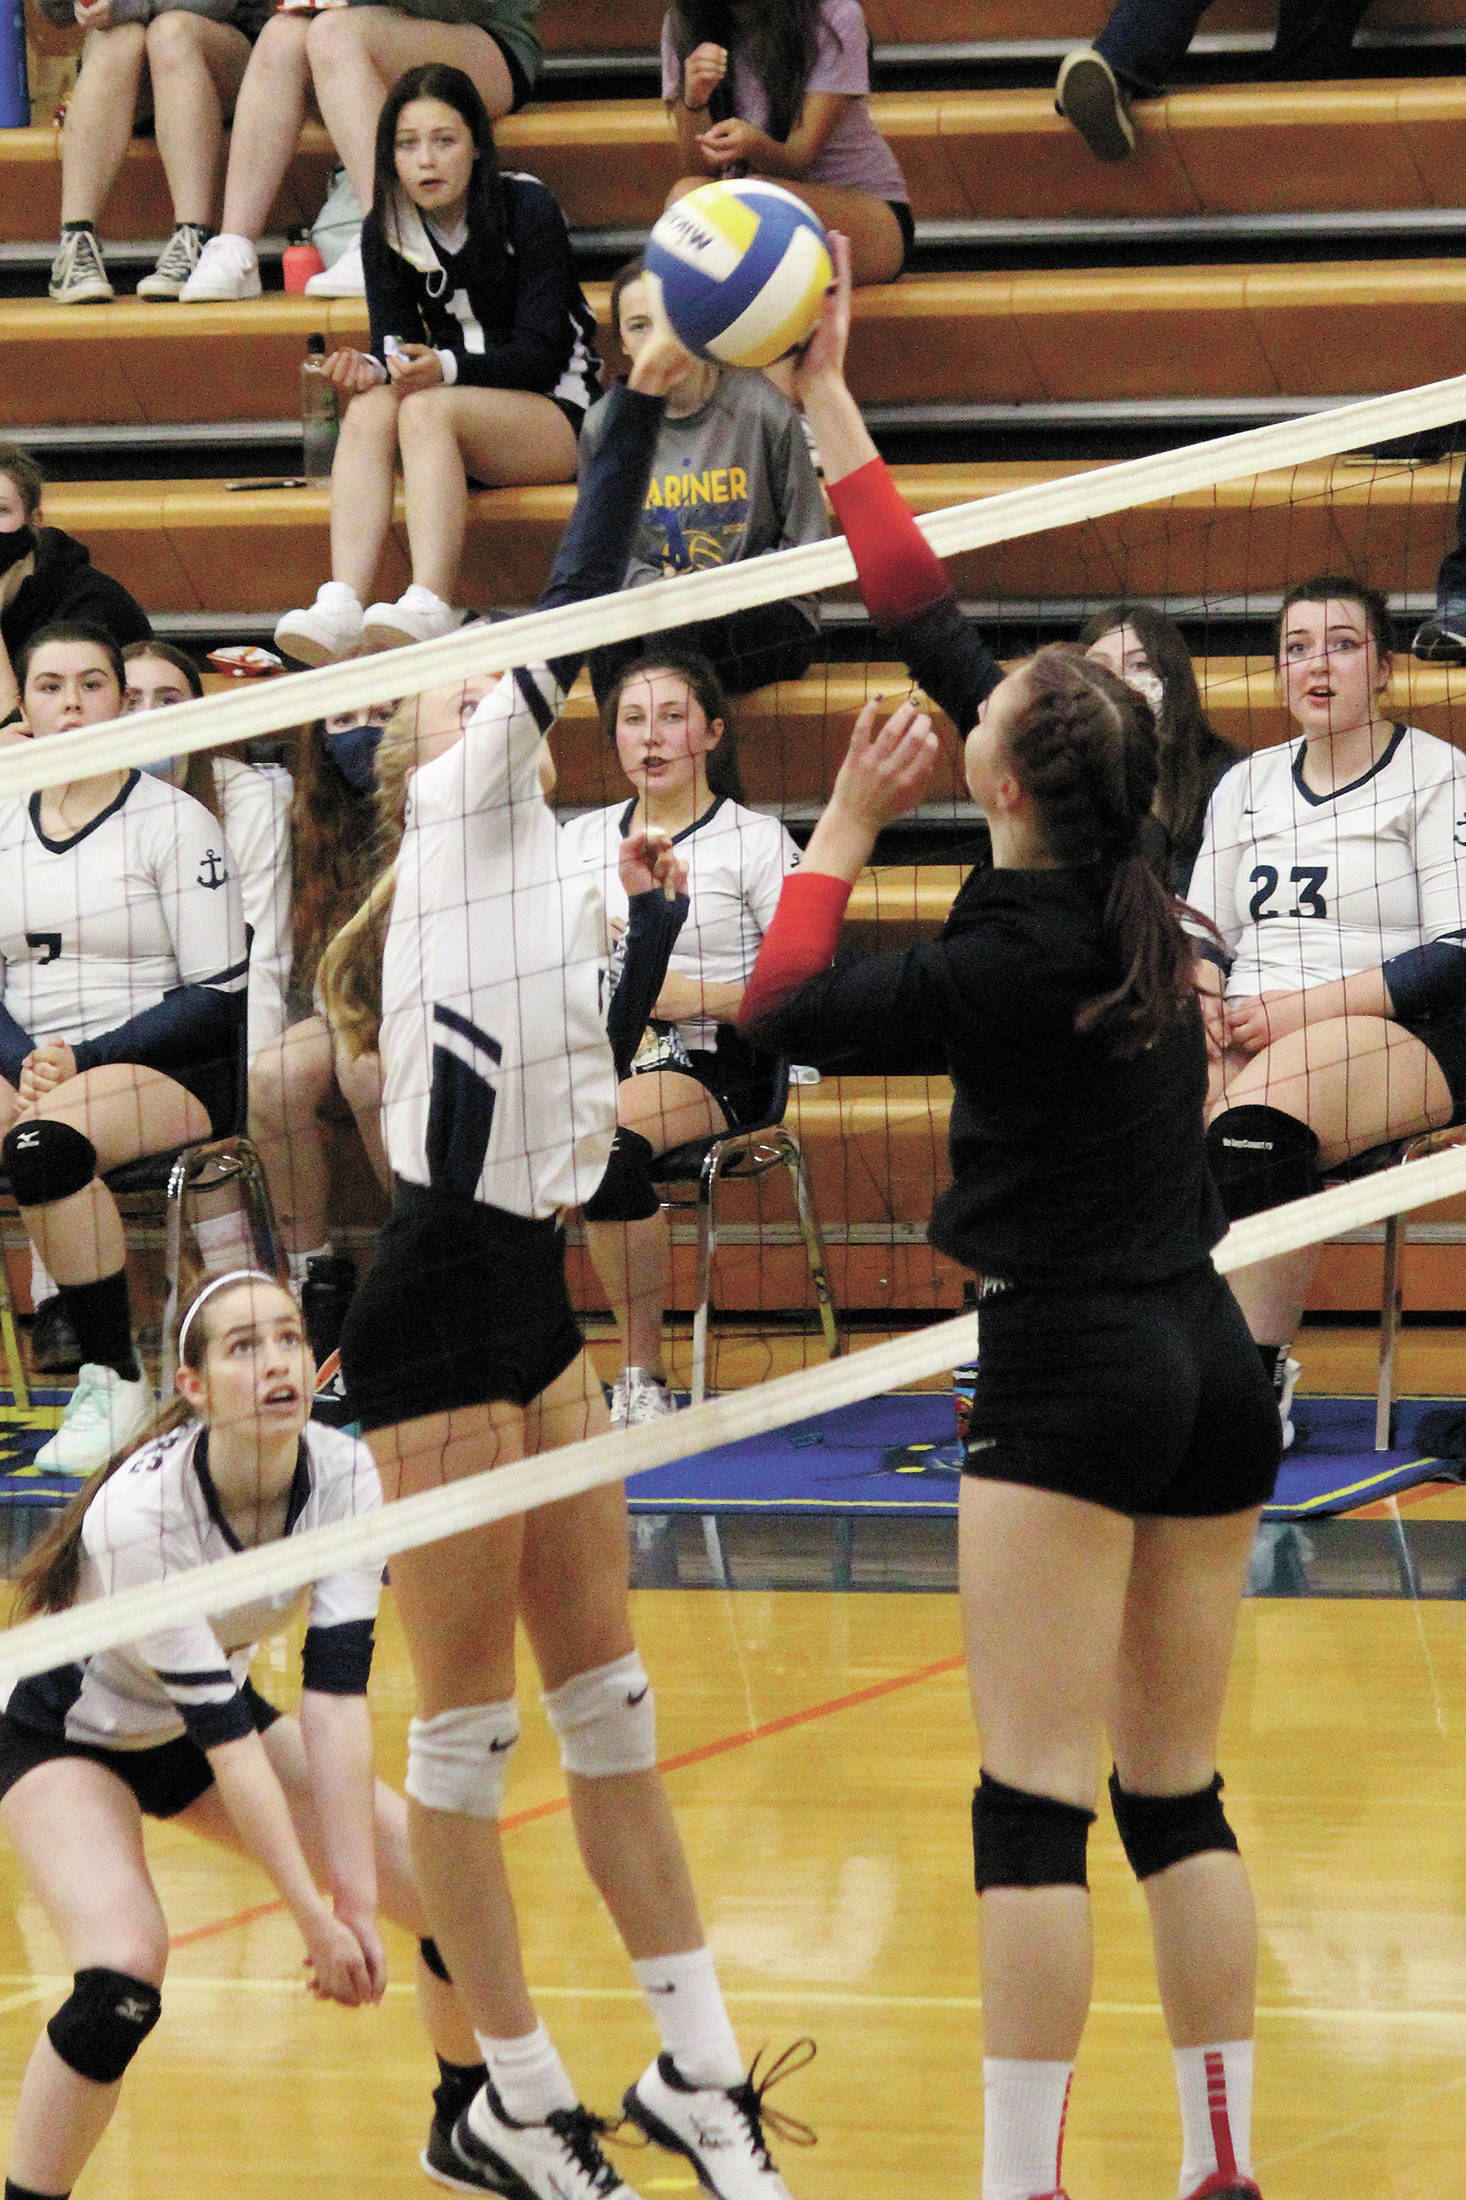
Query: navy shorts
0 1680 280 1820
961 1261 1282 1519
1401 1012 1466 1122
340 1179 584 1432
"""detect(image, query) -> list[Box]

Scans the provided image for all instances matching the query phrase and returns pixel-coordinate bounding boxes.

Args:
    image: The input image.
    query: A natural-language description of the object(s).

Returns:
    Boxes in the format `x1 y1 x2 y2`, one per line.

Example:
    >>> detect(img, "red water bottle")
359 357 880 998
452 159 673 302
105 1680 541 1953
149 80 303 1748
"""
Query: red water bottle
283 226 325 293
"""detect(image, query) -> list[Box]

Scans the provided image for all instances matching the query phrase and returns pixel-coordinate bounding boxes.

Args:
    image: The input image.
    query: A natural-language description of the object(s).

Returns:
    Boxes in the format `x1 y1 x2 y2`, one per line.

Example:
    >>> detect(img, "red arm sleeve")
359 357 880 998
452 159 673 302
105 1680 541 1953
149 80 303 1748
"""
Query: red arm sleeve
827 456 953 626
737 871 853 1034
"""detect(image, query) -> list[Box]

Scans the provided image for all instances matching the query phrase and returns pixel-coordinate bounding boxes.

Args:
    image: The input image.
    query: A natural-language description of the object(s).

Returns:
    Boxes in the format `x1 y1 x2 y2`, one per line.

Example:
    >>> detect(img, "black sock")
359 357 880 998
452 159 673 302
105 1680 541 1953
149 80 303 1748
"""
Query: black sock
433 2056 486 2129
60 1270 141 1382
7 2178 71 2199
1257 1341 1290 1401
59 219 94 235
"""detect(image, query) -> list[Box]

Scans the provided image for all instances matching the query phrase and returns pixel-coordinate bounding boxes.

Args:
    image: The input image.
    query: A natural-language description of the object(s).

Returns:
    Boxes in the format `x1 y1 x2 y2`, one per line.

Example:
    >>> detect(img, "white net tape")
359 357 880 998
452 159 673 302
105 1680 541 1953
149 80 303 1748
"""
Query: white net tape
0 1145 1463 1689
5 367 1466 799
4 367 1466 1682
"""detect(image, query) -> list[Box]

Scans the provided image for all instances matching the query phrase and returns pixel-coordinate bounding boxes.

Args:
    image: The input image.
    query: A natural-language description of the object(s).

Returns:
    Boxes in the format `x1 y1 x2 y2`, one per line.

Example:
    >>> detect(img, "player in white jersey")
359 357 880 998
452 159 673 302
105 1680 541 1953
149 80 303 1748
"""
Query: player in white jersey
0 626 249 1475
561 652 800 1426
339 340 807 2200
1189 576 1466 1430
0 1272 485 2200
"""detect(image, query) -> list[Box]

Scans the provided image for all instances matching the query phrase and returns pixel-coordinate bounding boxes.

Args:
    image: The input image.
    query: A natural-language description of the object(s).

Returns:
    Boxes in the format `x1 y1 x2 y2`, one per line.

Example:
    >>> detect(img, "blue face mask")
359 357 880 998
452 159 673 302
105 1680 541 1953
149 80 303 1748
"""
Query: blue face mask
324 722 386 795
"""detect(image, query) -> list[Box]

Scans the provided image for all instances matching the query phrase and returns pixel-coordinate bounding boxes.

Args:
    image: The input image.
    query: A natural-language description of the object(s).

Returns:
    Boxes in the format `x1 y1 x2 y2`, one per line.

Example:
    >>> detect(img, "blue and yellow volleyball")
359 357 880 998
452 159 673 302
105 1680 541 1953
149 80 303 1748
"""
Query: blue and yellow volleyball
643 180 834 369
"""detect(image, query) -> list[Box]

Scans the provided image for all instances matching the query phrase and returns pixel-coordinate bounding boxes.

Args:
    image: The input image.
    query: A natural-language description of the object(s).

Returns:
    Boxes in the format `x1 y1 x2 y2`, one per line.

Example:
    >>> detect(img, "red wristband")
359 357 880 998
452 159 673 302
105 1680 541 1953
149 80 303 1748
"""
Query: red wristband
827 456 952 626
739 871 852 1031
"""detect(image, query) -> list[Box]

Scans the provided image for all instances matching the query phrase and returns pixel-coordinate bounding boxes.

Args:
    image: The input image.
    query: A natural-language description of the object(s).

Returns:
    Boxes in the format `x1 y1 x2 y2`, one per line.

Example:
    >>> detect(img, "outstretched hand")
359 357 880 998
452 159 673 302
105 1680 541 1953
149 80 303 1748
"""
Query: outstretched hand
625 286 697 397
830 694 940 834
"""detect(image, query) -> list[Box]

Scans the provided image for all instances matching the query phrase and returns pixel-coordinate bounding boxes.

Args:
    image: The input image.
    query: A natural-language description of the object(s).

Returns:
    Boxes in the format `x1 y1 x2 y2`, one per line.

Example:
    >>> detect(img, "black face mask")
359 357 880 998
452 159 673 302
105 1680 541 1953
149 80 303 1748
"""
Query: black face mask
324 721 386 795
0 527 35 578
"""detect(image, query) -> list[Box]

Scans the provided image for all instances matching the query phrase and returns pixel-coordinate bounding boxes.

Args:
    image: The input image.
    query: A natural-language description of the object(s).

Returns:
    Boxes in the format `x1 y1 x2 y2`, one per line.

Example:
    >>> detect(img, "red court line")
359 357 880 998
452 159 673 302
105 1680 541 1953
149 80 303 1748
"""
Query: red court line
167 1650 967 1945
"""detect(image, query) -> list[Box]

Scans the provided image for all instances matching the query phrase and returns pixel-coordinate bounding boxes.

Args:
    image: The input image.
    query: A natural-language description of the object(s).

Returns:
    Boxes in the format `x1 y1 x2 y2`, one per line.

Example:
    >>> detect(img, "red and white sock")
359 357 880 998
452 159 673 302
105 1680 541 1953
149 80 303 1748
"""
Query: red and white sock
1172 2040 1253 2195
981 2058 1073 2200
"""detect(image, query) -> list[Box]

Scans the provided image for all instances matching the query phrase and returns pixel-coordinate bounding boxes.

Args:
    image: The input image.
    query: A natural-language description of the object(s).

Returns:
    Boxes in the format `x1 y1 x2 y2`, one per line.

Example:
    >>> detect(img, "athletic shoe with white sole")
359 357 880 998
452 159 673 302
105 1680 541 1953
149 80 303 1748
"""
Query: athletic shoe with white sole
49 228 114 305
180 232 261 301
137 223 211 300
35 1363 154 1473
450 2079 640 2199
362 584 460 652
1412 604 1466 664
275 583 365 667
610 1368 678 1429
623 2043 816 2200
422 2110 490 2193
1279 1355 1301 1452
1055 48 1135 162
305 239 365 296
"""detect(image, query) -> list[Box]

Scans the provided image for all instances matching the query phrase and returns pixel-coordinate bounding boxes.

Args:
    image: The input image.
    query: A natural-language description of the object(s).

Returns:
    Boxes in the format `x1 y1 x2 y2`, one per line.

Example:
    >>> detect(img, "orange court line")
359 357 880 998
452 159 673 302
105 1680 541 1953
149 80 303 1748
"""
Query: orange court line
166 1650 967 1947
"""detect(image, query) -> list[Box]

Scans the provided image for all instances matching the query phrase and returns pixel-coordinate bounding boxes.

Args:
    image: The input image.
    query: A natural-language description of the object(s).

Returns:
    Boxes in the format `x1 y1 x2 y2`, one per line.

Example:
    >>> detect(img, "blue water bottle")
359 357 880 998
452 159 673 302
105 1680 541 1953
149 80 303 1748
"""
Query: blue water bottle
0 0 29 129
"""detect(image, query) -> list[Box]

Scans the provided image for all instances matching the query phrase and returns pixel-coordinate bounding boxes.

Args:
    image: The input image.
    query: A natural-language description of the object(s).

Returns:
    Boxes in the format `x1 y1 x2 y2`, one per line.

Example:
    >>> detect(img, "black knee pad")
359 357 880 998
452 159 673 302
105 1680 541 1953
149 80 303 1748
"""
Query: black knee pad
47 1967 161 2084
419 1935 453 1983
1108 1769 1240 1881
2 1119 98 1208
1205 1104 1319 1221
972 1772 1096 1892
582 1127 660 1223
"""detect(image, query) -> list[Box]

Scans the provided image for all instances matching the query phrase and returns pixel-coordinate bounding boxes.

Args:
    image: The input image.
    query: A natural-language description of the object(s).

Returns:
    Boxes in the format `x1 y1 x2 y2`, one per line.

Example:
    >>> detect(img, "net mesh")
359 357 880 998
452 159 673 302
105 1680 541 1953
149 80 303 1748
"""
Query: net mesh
5 366 1466 1680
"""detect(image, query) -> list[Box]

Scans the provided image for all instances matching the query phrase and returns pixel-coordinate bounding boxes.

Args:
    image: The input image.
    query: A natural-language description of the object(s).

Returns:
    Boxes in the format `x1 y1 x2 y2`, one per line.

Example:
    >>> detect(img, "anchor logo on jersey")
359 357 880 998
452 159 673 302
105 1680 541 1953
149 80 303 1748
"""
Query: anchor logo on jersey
197 848 229 890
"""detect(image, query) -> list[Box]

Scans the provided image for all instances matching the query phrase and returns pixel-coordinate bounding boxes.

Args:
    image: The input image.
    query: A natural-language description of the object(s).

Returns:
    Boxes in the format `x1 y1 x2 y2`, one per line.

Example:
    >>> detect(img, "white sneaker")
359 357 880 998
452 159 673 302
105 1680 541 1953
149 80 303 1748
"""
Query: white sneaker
451 2079 640 2199
609 1369 676 1429
623 2048 814 2200
136 222 210 301
49 228 113 306
35 1363 154 1474
1280 1354 1302 1452
305 239 365 297
179 232 261 302
362 584 460 652
275 582 364 667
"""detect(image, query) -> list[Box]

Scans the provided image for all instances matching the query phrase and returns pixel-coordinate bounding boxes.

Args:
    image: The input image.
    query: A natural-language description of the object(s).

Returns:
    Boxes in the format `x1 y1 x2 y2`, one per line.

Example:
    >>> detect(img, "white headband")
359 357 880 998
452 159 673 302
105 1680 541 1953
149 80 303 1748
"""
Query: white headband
176 1269 284 1362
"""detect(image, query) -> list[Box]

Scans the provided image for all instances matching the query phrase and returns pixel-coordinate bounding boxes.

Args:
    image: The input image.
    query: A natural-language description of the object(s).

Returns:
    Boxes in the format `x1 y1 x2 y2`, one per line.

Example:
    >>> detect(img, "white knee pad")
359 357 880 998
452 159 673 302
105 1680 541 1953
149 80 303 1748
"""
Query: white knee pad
406 1699 520 1817
543 1652 657 1778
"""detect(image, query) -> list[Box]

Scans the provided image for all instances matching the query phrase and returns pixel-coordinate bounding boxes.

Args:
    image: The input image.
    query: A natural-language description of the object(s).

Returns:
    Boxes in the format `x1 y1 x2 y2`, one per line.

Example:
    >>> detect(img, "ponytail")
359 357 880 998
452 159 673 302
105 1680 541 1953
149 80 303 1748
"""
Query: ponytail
13 1395 192 1618
1007 645 1195 1057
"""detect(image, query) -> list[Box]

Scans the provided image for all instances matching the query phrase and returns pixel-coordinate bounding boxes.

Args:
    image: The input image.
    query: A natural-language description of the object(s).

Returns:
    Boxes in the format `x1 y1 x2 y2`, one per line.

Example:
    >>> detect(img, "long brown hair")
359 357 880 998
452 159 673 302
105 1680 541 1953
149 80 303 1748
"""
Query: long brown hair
13 1272 287 1618
290 720 379 996
315 691 422 1059
667 2 824 142
1075 601 1227 861
1006 645 1195 1058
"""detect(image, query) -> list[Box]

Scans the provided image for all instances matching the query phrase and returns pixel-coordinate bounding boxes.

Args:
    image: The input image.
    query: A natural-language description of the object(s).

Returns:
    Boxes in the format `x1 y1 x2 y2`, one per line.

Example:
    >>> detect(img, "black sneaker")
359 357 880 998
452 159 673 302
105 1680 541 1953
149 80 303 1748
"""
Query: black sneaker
1055 48 1136 162
423 2109 492 2193
301 1253 356 1363
1412 609 1466 664
29 1293 82 1376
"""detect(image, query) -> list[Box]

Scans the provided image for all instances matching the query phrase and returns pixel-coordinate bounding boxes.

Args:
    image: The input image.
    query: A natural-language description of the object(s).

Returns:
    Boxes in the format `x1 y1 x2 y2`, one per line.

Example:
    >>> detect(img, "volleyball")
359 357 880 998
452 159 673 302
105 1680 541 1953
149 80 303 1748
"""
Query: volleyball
643 179 834 369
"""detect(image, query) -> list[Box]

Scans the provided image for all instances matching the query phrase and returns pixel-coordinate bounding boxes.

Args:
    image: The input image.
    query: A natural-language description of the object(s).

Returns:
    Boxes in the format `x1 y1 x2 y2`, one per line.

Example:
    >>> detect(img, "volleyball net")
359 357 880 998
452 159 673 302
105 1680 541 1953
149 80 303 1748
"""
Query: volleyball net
4 365 1466 1676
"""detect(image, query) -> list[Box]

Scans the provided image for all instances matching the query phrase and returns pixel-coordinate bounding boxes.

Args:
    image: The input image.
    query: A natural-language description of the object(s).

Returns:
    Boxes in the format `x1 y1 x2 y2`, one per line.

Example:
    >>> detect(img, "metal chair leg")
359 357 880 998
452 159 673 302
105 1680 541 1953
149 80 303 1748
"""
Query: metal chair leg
778 1130 840 1364
690 1143 725 1410
1376 1207 1405 1451
161 1136 284 1395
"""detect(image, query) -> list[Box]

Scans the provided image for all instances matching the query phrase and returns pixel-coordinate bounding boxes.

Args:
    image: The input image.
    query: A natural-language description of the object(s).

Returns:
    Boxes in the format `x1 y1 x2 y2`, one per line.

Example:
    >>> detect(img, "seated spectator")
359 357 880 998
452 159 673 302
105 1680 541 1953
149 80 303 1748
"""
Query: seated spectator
1189 575 1466 1443
582 261 827 705
1077 600 1236 894
1411 462 1466 664
272 65 598 660
663 0 911 288
41 0 268 307
179 0 541 300
1056 0 1372 163
0 441 150 723
1 623 248 1473
560 651 800 1425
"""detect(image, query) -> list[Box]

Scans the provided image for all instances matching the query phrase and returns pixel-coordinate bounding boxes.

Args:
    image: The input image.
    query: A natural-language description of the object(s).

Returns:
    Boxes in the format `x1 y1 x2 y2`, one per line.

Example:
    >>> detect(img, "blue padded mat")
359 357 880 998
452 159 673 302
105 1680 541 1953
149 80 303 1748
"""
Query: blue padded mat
0 1387 89 1506
626 1392 1461 1523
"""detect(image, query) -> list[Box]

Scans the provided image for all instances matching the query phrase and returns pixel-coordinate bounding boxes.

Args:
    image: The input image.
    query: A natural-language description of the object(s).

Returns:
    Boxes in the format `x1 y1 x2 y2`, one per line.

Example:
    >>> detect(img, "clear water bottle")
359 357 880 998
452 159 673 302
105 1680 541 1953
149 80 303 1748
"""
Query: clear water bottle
301 332 338 479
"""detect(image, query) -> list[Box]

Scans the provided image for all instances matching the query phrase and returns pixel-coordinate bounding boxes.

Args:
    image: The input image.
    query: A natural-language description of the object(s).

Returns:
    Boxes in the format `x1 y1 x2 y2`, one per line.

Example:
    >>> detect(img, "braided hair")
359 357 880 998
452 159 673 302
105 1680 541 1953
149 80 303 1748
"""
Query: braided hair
1004 644 1196 1058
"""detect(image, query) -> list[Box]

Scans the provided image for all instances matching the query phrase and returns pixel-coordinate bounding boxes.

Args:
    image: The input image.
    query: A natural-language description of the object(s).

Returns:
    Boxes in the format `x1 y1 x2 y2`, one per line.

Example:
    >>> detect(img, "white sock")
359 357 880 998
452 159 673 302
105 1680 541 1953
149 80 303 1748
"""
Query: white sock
286 1243 331 1288
1173 2041 1252 2194
982 2058 1074 2200
473 2023 577 2125
192 1210 254 1274
29 1248 55 1306
632 1947 743 2087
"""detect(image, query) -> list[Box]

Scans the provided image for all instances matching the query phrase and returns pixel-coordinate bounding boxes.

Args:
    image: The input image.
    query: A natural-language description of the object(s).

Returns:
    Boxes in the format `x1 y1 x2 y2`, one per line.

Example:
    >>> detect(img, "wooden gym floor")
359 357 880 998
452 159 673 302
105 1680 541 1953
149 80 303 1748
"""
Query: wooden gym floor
0 1472 1464 2195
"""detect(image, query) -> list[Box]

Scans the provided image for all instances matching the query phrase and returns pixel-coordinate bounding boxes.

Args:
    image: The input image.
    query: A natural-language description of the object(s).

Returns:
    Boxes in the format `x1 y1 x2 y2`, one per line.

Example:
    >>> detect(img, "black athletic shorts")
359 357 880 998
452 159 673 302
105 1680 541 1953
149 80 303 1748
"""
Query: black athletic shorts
1401 1012 1466 1122
678 1027 782 1133
0 1680 280 1819
961 1260 1282 1518
889 199 916 269
340 1178 585 1432
170 1053 238 1141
